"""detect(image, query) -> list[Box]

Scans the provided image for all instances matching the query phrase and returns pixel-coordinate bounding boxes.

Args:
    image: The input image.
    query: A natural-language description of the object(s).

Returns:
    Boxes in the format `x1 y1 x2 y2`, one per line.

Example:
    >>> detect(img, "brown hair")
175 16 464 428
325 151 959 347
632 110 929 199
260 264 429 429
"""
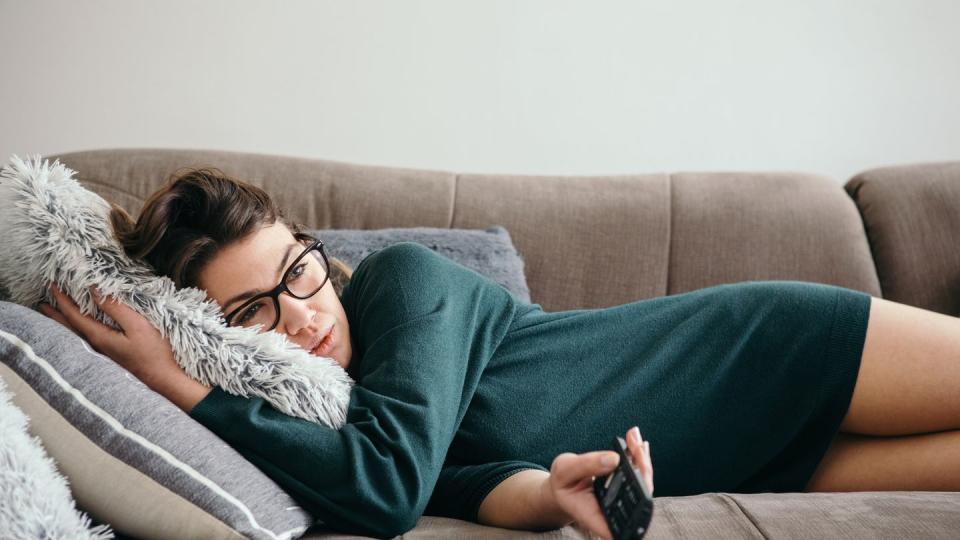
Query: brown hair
110 167 352 293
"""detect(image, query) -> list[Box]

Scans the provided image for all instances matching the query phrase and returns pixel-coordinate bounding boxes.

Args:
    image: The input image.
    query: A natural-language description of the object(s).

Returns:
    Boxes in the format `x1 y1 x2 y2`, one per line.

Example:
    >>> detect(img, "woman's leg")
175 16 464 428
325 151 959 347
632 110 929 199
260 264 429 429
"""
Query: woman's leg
840 296 960 435
807 296 960 491
806 431 960 491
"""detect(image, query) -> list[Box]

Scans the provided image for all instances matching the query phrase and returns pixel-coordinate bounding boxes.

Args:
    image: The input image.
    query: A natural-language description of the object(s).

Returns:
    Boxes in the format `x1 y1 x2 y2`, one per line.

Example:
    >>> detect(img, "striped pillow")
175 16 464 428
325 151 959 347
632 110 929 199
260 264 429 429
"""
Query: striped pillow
0 301 313 540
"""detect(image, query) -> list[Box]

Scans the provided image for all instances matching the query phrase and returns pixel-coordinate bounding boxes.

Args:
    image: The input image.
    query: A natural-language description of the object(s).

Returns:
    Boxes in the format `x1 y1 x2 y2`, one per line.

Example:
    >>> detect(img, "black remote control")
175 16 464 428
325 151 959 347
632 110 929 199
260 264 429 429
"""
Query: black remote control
593 436 654 540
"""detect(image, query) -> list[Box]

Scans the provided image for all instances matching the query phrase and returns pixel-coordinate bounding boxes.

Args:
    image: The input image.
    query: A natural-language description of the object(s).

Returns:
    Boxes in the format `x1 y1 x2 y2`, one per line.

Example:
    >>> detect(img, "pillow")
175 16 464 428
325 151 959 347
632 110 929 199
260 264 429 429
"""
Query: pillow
0 302 315 539
314 226 531 303
0 156 351 427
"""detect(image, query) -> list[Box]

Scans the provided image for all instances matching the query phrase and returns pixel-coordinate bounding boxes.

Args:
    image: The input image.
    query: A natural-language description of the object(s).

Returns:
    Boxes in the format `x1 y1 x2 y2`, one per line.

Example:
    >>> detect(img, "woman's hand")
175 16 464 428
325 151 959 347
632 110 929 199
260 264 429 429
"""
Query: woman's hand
546 426 654 540
38 284 211 412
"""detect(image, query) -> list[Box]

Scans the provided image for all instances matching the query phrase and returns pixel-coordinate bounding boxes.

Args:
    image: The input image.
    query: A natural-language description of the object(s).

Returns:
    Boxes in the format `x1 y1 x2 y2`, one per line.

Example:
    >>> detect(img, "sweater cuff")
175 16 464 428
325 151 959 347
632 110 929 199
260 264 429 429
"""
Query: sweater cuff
188 386 254 435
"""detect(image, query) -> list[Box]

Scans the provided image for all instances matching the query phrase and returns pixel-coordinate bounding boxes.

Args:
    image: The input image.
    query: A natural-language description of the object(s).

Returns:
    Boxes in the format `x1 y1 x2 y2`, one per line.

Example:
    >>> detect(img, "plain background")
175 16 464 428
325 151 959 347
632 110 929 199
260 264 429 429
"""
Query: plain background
1 0 958 181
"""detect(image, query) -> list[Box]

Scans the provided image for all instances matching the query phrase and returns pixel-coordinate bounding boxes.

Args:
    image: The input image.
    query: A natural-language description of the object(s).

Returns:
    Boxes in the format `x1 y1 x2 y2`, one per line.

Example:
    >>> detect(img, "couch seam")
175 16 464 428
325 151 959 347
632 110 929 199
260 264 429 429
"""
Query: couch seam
448 173 460 228
719 494 768 539
843 181 885 298
665 173 674 295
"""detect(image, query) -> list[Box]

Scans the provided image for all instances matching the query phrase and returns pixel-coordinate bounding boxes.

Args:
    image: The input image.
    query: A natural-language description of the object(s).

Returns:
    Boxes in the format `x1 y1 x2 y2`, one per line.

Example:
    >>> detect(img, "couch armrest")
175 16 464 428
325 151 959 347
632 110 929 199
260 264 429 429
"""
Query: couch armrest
845 161 960 315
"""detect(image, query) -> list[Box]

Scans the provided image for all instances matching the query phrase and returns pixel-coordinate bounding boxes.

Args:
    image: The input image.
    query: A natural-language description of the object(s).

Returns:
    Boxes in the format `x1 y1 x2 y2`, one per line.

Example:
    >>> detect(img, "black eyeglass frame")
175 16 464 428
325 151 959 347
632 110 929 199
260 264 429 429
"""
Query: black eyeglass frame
223 233 330 331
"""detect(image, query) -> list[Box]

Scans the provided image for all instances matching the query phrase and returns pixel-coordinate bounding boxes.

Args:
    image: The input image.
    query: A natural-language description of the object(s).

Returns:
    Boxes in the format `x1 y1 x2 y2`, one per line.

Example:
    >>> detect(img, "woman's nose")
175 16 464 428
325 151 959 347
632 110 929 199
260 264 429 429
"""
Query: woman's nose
277 293 316 335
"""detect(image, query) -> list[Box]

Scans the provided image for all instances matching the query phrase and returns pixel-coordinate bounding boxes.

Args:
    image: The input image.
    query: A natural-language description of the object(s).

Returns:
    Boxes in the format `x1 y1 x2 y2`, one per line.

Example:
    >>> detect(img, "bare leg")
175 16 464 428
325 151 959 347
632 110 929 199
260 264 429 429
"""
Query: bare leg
840 297 960 436
808 297 960 491
806 431 960 491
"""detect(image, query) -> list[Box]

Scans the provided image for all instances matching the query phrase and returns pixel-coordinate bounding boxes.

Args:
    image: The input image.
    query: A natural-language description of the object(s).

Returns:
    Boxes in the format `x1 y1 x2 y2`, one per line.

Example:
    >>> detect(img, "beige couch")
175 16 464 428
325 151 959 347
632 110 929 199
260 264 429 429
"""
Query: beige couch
51 149 960 539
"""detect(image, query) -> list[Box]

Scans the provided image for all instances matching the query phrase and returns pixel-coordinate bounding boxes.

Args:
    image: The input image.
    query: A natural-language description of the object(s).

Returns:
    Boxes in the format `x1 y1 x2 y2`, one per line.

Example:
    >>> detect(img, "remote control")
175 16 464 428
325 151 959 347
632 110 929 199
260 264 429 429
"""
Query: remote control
593 436 654 540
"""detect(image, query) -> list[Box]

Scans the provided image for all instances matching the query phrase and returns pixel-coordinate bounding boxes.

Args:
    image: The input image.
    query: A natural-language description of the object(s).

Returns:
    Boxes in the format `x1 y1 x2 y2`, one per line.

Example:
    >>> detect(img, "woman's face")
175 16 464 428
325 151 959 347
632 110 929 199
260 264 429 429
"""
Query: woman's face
197 222 352 370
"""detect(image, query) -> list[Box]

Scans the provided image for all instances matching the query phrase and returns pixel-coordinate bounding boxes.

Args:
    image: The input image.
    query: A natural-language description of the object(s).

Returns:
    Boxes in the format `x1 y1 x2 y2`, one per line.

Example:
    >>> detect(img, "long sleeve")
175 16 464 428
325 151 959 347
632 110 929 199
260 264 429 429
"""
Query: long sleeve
426 461 547 522
190 243 519 538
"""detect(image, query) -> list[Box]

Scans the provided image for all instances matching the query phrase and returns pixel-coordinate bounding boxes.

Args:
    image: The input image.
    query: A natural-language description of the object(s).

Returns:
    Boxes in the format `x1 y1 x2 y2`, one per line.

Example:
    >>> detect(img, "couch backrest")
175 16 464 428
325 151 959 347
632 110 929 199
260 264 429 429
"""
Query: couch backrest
48 149 881 311
846 162 960 316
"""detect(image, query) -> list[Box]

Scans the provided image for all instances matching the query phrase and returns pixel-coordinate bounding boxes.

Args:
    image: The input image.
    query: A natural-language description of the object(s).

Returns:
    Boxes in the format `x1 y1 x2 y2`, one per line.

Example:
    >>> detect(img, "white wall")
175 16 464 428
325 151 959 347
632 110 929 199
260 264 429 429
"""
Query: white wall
2 0 958 181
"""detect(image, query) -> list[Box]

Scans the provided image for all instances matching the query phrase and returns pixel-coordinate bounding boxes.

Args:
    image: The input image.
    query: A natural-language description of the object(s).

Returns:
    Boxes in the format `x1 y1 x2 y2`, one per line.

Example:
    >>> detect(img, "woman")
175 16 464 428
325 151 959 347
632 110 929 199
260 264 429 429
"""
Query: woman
39 169 960 539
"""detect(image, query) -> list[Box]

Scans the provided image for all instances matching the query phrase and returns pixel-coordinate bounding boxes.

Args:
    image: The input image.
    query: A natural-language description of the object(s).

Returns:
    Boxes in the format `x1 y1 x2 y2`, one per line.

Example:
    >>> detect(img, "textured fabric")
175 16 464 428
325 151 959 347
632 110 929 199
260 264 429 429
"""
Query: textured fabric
728 491 960 539
450 172 672 309
46 149 883 312
313 226 531 303
666 172 881 298
302 515 592 539
46 149 455 230
192 243 873 536
438 281 871 497
0 302 314 540
845 161 960 316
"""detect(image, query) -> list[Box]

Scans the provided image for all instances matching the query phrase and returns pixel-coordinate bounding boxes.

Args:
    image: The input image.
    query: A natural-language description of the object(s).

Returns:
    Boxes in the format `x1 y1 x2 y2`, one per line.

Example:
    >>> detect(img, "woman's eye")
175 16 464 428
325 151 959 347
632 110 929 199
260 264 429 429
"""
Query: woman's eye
238 303 261 323
289 262 307 280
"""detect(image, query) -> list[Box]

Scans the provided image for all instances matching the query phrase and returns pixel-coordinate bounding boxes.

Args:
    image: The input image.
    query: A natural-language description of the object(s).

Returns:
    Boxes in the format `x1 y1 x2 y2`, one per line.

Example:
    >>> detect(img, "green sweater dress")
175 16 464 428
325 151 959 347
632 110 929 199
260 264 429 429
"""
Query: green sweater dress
190 242 872 538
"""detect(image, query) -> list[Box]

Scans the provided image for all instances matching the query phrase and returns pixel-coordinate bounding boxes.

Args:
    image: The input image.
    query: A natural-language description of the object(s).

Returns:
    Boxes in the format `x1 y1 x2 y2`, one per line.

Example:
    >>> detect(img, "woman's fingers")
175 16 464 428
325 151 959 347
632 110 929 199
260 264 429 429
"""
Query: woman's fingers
627 427 644 468
551 451 620 489
643 440 654 494
626 426 654 494
38 303 80 336
90 288 149 334
49 285 120 348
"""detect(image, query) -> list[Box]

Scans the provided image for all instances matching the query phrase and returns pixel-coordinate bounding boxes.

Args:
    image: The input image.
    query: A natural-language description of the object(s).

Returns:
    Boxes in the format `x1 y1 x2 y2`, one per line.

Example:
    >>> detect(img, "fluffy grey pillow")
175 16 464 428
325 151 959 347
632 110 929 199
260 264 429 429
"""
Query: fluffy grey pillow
315 227 531 303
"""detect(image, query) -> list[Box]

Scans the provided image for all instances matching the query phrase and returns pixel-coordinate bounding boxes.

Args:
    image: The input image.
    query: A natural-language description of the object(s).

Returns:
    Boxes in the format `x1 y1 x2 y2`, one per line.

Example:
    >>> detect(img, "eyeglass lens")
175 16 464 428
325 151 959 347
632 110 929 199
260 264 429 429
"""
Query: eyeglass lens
232 249 328 329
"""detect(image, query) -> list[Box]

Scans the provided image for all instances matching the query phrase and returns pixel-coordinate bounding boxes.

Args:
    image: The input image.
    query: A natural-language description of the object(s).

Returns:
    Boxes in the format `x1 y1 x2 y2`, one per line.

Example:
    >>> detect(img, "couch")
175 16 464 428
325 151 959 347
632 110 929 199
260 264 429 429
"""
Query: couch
45 149 960 539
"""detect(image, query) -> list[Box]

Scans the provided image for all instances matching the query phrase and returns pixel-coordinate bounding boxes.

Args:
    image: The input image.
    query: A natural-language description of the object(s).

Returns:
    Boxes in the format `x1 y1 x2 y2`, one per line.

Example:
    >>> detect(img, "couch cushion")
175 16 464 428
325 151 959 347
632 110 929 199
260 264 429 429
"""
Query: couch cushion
49 149 883 312
666 172 882 298
727 491 960 539
314 226 530 303
845 161 960 315
46 149 456 231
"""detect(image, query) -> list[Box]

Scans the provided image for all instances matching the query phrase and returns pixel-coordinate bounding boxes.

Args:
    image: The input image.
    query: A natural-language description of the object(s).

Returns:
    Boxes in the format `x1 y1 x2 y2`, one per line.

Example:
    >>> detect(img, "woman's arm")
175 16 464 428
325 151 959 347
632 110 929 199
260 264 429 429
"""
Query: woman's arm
477 469 568 529
475 427 654 539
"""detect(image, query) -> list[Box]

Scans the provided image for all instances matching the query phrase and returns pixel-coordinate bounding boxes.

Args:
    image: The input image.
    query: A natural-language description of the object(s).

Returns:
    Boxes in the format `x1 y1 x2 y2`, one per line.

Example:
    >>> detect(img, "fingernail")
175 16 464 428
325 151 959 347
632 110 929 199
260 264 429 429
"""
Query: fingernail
632 426 642 441
602 454 619 467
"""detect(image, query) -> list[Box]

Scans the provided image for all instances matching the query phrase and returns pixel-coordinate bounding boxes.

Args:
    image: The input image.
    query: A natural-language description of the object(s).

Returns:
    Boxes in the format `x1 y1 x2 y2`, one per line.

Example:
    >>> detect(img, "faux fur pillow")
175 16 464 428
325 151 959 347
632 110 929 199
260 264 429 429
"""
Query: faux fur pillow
0 156 352 427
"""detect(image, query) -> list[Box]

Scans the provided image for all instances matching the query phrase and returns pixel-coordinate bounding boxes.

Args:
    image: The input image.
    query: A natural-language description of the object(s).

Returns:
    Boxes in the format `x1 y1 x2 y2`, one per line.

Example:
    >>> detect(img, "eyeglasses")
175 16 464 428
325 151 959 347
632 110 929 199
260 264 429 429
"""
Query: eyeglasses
224 233 330 331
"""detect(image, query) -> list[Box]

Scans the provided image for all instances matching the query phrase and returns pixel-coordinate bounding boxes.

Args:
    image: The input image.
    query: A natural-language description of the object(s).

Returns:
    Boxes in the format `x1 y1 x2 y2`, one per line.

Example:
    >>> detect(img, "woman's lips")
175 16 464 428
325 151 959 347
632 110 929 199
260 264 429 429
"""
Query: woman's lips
311 325 336 357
